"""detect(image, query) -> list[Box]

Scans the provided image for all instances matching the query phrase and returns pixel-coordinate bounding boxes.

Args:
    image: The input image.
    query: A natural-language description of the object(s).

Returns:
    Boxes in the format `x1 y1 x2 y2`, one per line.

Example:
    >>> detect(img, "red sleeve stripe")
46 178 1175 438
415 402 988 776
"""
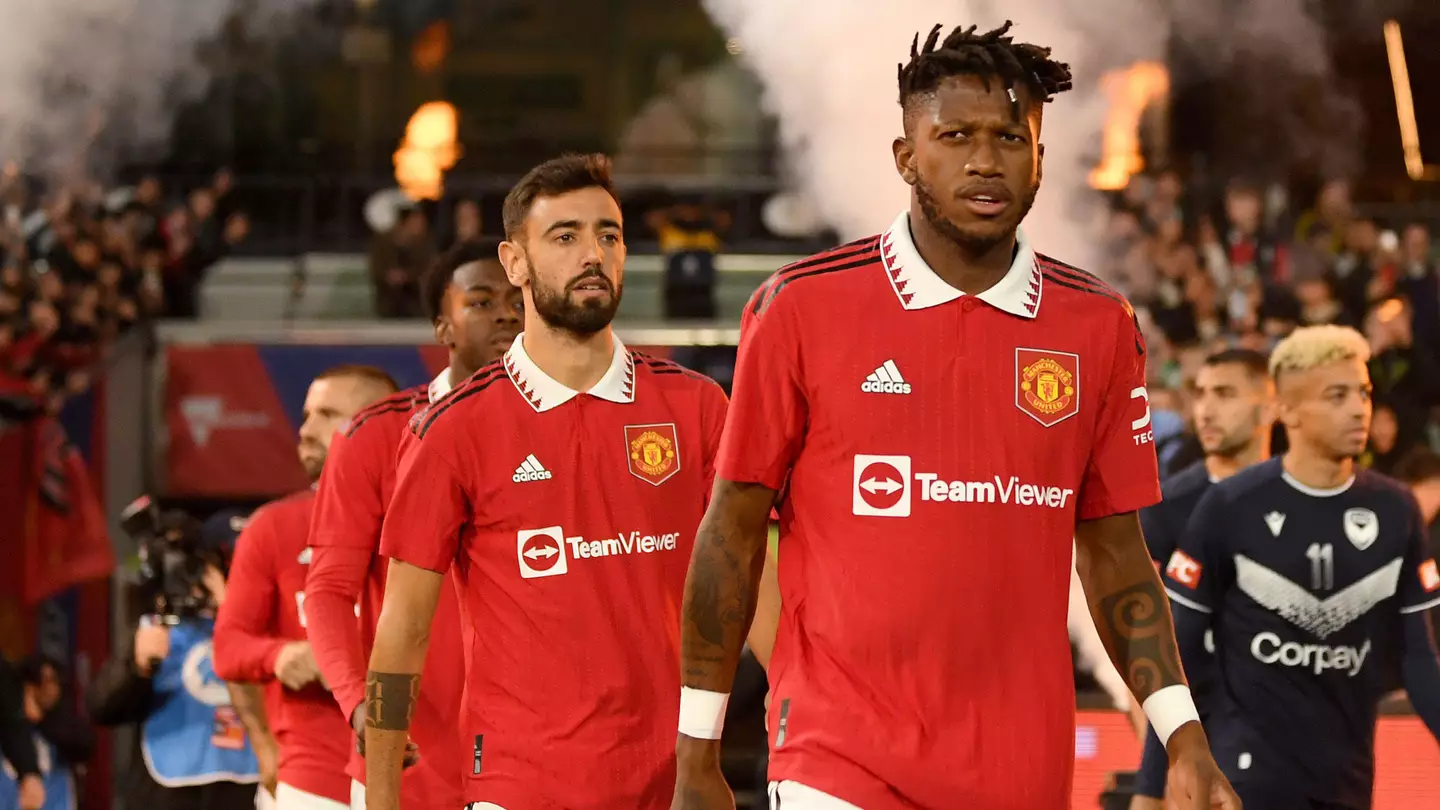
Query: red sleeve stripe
414 365 507 438
752 237 881 316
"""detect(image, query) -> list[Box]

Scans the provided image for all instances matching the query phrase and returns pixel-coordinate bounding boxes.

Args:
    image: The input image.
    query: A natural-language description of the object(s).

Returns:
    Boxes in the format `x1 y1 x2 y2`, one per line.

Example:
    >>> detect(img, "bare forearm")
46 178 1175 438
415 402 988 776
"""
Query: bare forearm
1075 514 1186 704
680 488 772 692
746 544 781 671
364 604 431 808
227 683 275 750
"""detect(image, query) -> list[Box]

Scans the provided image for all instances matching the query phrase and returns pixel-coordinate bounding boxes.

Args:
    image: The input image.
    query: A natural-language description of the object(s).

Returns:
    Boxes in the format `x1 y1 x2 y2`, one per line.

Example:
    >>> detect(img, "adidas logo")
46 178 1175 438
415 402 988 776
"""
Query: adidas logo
513 454 553 483
861 360 912 395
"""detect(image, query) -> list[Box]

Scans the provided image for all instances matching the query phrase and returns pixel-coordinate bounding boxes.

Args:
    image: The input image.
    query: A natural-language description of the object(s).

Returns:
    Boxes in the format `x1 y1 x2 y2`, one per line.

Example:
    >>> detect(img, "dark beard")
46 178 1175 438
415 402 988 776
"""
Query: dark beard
915 175 1038 255
529 267 622 337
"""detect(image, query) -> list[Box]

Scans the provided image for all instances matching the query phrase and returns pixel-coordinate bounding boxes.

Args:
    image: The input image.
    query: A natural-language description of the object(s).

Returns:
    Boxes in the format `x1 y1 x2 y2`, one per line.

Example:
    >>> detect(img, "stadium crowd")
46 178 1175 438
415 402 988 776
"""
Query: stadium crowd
0 168 249 418
1099 173 1440 477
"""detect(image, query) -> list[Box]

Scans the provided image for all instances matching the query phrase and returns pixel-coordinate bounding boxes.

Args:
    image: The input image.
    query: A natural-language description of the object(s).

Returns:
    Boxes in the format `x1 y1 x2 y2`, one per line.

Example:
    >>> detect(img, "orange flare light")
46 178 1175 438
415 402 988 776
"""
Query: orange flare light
394 101 460 201
1089 61 1170 191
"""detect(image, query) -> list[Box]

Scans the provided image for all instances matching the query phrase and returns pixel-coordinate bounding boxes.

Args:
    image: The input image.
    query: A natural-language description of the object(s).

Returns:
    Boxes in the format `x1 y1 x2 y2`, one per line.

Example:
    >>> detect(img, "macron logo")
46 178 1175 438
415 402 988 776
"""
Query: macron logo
512 454 553 483
861 360 912 395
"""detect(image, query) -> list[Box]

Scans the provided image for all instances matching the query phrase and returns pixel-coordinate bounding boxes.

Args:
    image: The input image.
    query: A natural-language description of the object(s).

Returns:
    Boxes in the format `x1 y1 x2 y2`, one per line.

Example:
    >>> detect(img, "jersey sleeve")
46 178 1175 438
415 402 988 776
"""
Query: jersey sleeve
306 424 390 723
699 380 729 504
716 287 807 491
1077 308 1162 521
378 423 471 574
1161 485 1231 615
1399 492 1440 615
212 506 285 683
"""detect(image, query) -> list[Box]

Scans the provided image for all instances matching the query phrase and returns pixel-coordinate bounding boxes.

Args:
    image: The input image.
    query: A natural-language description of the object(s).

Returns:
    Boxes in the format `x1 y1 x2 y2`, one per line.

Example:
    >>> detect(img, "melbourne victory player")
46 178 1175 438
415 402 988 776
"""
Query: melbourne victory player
672 22 1239 810
305 240 522 810
1132 348 1274 807
364 154 729 810
1161 325 1440 809
213 365 398 810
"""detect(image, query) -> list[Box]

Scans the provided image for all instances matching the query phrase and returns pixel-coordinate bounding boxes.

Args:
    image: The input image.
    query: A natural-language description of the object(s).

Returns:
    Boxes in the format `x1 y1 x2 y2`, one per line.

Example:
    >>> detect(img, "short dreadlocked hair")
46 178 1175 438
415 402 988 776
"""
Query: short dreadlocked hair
898 21 1073 123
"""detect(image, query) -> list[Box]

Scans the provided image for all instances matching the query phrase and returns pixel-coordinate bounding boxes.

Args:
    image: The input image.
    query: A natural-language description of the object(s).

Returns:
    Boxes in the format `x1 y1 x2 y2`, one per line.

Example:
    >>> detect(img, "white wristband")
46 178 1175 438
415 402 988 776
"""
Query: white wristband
1142 684 1201 747
678 687 730 740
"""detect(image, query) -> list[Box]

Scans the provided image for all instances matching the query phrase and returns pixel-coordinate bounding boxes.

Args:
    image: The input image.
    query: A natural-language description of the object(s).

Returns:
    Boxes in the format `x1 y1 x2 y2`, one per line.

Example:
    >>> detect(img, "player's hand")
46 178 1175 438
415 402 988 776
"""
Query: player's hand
133 622 170 676
17 774 45 810
352 704 420 768
672 737 735 810
1164 722 1242 810
273 641 322 690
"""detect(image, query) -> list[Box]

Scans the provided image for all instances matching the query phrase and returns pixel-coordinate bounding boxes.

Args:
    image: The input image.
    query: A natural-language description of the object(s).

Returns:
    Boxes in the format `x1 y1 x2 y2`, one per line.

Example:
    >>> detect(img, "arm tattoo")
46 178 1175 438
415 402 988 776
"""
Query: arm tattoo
364 671 419 731
679 487 768 691
1098 581 1185 703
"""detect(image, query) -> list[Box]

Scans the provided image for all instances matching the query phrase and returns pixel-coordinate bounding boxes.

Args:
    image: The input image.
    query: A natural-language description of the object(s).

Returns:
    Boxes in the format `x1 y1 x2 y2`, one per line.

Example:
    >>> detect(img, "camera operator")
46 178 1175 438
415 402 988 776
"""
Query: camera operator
87 503 261 810
0 653 95 810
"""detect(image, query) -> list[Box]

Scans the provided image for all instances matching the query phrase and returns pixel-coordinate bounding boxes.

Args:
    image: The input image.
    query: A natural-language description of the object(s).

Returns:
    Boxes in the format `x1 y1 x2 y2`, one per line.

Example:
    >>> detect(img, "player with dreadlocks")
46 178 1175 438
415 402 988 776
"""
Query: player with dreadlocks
672 21 1240 810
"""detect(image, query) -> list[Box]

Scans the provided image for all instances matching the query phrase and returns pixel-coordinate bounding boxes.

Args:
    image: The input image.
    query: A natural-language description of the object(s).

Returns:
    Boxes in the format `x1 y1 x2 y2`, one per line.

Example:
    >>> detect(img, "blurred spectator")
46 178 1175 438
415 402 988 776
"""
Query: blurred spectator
1399 224 1439 350
444 198 484 251
370 205 433 318
0 167 248 420
1365 297 1440 465
647 198 729 320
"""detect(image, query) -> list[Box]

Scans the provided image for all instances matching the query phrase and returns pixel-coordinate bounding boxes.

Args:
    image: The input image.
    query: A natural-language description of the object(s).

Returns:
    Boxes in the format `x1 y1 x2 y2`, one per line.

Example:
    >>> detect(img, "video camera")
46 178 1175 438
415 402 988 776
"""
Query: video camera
121 495 225 622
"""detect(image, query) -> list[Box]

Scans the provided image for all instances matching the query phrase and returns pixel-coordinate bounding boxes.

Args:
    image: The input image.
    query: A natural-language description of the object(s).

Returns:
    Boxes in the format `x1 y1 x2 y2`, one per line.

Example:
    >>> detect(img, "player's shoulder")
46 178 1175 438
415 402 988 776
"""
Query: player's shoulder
632 352 726 399
1162 460 1213 502
342 385 426 440
1212 457 1286 503
411 359 510 440
1352 468 1420 510
1035 253 1138 324
249 487 316 527
745 234 884 319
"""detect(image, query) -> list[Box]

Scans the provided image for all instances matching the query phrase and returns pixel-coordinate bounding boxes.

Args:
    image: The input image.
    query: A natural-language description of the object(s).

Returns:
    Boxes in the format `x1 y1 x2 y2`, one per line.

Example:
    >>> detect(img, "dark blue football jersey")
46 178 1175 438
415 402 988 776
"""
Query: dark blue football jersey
1162 458 1440 807
1141 459 1214 565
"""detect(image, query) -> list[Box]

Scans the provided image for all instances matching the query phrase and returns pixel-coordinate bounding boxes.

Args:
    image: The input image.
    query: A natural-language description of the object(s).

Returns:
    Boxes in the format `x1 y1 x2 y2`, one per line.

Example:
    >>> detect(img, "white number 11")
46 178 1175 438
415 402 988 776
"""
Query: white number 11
1307 543 1334 590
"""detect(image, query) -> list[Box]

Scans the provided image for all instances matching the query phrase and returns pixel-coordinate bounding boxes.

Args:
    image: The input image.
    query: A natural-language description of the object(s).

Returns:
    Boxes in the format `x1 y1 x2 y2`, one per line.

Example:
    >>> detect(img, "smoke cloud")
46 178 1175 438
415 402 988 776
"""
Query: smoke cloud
701 0 1389 270
0 0 271 181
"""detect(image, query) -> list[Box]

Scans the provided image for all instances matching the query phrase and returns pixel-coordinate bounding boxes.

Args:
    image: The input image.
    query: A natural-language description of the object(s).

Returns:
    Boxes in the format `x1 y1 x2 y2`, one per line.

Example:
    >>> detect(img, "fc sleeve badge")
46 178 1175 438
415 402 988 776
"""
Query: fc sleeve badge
624 423 681 486
1165 550 1203 588
1015 348 1080 427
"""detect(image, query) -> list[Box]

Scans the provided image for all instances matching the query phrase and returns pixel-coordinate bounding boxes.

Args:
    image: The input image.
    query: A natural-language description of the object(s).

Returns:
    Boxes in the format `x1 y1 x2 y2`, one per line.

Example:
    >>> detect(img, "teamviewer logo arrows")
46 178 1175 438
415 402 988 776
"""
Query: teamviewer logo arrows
853 454 911 517
517 526 569 579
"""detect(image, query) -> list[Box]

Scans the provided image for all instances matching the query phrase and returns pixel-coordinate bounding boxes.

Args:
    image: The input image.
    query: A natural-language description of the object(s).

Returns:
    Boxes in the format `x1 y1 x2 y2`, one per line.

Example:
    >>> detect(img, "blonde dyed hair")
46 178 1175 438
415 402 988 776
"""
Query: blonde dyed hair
1268 325 1370 382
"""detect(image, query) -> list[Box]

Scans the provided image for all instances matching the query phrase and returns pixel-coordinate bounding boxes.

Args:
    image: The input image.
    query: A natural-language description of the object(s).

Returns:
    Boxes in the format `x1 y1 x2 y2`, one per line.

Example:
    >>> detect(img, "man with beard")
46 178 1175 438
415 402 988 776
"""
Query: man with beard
214 365 397 810
363 153 729 810
671 21 1238 810
305 239 522 810
1131 348 1274 808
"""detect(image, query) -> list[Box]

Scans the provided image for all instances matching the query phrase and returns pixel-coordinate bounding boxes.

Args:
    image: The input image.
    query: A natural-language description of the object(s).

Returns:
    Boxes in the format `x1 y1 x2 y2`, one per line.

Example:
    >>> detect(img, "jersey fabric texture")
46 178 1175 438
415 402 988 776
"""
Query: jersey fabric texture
1162 459 1440 807
379 334 728 809
720 212 1161 809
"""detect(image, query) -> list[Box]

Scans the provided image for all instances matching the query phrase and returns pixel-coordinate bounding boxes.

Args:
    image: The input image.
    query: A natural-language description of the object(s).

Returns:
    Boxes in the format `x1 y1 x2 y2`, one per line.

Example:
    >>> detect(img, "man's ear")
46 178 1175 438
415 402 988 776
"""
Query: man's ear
433 313 453 347
498 240 526 287
893 136 918 186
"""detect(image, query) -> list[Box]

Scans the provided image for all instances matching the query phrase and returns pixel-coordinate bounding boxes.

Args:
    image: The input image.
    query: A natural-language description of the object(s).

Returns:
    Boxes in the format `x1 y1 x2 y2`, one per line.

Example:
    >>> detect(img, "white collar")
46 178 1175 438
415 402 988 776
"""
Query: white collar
879 210 1042 317
503 332 635 413
428 368 455 404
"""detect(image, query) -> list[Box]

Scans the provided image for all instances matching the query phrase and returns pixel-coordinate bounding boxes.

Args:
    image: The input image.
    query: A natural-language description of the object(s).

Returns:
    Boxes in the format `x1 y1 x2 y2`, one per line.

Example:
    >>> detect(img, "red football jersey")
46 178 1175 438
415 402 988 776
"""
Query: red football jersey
306 378 466 807
379 336 728 809
721 213 1161 809
212 489 351 804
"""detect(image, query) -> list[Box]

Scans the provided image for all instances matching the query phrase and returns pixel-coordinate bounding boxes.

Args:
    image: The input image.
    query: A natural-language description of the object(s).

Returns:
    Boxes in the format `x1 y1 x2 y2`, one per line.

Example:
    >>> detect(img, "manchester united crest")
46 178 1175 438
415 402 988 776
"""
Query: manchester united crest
1015 348 1080 427
624 423 681 486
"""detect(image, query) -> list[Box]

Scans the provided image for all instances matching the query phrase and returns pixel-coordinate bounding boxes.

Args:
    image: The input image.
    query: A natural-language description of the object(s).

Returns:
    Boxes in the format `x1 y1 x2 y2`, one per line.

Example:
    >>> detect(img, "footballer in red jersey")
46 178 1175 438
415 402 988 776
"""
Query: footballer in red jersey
306 239 522 810
673 22 1240 810
364 154 728 810
214 364 398 810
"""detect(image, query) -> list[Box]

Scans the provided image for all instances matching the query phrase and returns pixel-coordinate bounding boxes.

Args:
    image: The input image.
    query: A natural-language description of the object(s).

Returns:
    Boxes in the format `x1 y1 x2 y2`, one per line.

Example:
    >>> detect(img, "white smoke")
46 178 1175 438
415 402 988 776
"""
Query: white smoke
701 0 1382 270
0 0 284 181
